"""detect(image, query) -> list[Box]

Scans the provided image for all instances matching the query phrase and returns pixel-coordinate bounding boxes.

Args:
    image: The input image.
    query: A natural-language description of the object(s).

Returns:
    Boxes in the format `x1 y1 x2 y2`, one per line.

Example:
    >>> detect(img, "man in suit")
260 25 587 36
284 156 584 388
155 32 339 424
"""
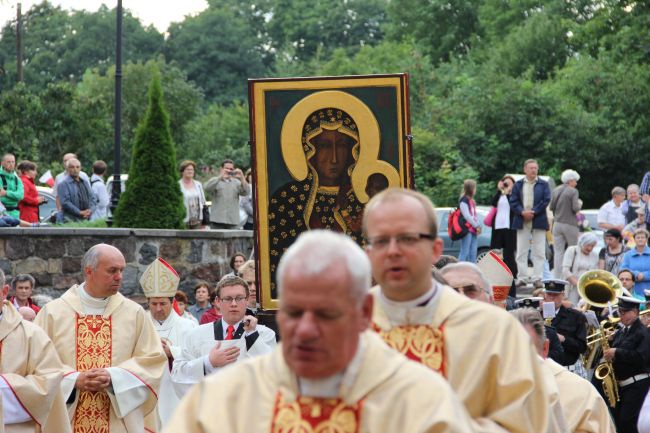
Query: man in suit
510 159 551 288
172 275 276 391
543 279 588 367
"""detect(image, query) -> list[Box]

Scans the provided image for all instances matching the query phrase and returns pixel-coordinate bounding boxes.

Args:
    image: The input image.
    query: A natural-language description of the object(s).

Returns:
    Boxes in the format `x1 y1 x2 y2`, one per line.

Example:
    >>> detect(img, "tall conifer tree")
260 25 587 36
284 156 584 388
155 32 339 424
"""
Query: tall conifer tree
114 68 185 228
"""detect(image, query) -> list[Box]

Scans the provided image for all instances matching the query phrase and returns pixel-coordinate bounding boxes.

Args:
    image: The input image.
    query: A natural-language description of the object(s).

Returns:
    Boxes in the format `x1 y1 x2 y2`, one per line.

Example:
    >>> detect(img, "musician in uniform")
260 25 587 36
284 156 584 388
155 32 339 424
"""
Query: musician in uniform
603 296 650 432
543 279 588 367
516 296 565 362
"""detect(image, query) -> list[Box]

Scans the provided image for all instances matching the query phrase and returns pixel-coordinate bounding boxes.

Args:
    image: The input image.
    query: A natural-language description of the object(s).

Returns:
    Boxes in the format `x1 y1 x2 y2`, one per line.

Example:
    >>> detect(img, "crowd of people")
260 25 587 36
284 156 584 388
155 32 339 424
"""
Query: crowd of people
459 160 650 300
0 152 255 229
6 165 650 432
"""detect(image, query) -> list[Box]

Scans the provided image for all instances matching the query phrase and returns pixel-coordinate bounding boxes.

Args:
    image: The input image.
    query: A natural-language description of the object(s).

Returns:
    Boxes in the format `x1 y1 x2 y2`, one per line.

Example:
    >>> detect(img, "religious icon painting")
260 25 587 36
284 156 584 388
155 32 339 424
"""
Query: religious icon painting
249 74 413 309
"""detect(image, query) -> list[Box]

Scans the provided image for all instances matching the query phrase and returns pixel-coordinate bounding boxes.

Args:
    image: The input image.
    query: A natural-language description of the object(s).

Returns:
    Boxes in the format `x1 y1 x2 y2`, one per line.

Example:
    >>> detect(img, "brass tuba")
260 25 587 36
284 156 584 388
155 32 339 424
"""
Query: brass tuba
578 270 623 408
578 270 622 309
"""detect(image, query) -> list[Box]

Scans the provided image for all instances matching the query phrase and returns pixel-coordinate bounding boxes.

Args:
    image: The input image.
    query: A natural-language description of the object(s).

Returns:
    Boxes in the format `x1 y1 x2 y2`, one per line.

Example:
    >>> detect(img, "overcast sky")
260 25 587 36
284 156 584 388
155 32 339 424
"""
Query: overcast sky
0 0 208 32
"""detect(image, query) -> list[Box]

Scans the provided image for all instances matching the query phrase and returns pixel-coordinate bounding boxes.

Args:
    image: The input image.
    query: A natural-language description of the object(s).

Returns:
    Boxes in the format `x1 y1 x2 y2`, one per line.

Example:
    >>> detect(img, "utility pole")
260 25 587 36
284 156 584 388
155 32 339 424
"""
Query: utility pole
108 0 123 226
16 2 23 82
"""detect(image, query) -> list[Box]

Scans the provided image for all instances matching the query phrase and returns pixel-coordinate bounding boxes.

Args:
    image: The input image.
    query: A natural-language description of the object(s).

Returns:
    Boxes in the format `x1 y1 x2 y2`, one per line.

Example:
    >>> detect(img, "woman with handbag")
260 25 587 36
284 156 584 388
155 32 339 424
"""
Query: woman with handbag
489 175 518 278
458 179 481 262
179 160 207 229
562 232 599 305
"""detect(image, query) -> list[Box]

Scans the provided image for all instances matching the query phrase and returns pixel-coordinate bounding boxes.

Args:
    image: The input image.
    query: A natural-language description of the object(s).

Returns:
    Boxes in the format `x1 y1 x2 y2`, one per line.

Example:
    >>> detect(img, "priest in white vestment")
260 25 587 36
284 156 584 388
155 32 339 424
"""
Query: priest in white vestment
164 230 474 433
172 274 276 390
363 188 554 433
0 270 71 433
142 257 197 426
34 243 167 433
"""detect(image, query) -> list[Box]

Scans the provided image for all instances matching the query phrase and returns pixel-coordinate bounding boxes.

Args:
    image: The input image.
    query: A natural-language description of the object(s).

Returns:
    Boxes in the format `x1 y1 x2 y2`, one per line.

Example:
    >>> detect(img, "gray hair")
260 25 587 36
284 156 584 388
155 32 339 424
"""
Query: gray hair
30 294 53 307
82 244 108 271
11 274 35 290
510 308 546 352
578 232 599 249
276 230 371 305
628 184 640 193
611 186 626 197
439 262 493 297
0 269 5 287
560 169 580 184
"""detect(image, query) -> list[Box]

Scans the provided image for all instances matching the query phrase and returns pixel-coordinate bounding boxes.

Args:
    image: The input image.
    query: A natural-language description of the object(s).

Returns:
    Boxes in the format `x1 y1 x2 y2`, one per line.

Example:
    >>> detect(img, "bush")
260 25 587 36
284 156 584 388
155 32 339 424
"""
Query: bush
113 68 185 229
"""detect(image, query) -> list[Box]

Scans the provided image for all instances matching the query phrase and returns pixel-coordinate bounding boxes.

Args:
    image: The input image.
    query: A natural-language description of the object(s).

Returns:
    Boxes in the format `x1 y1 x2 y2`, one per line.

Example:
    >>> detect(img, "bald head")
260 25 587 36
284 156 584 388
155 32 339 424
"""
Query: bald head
18 306 36 321
83 244 126 298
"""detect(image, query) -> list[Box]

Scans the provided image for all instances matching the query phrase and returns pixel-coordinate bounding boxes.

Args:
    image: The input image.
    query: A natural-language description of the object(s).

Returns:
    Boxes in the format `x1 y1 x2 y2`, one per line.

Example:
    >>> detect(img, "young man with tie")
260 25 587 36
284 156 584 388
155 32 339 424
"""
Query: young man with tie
172 275 276 390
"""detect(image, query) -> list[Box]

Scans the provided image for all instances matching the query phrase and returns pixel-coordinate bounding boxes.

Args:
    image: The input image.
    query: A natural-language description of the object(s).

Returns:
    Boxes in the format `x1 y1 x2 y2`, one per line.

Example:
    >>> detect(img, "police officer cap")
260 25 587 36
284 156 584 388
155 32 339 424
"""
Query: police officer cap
542 279 568 293
515 297 543 309
617 296 643 310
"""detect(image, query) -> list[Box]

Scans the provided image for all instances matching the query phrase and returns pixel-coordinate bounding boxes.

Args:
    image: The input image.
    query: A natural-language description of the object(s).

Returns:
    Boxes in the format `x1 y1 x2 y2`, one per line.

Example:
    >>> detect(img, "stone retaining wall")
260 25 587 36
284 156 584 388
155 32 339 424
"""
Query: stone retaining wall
0 228 254 304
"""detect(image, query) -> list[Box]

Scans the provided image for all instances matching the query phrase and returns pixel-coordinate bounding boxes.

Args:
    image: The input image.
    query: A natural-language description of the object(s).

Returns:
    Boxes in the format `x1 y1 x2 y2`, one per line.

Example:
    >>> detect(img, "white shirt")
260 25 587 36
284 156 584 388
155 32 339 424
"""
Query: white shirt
90 174 109 220
172 319 277 392
495 194 511 230
598 200 626 228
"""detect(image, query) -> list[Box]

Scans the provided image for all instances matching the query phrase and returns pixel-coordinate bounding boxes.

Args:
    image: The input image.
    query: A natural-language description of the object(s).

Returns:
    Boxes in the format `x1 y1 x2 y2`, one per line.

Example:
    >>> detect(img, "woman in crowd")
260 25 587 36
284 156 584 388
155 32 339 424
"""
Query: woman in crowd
174 290 199 325
598 228 628 276
179 160 207 229
562 232 599 305
458 179 481 263
225 252 246 277
17 160 45 224
489 175 517 277
621 228 650 299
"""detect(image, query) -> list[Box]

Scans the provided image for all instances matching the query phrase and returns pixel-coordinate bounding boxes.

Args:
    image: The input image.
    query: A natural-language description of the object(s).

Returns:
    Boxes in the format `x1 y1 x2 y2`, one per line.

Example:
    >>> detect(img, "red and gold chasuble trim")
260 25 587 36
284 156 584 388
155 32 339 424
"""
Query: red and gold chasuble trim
74 315 112 433
270 392 363 433
371 322 446 377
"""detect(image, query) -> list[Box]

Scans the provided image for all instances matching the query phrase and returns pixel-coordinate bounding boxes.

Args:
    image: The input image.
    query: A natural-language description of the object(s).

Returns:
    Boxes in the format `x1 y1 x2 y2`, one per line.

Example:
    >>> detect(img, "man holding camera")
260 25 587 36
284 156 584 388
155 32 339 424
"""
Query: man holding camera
203 159 250 229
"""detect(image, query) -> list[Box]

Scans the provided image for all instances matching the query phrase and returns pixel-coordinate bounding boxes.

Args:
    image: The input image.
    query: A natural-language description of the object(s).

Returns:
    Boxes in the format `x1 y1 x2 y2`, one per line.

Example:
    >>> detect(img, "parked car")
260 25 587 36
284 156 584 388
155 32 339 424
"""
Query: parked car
36 186 56 224
435 207 492 261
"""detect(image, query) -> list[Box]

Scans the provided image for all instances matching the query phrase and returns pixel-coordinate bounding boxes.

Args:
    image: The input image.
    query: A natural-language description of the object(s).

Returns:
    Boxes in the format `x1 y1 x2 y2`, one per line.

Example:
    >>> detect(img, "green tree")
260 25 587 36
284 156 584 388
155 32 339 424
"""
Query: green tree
386 0 481 64
0 83 41 159
267 0 388 62
114 69 185 229
0 2 163 91
182 101 250 169
76 58 203 169
164 3 270 103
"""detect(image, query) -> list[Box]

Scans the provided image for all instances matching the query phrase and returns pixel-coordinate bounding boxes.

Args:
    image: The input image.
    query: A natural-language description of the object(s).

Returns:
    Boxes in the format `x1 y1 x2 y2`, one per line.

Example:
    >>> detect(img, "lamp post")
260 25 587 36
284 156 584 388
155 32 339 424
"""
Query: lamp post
108 0 123 226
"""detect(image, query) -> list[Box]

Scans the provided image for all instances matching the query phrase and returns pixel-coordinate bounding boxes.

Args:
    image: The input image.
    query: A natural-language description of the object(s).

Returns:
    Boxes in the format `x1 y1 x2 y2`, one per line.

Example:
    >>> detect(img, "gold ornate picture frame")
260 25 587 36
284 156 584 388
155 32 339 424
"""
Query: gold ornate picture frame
248 74 412 310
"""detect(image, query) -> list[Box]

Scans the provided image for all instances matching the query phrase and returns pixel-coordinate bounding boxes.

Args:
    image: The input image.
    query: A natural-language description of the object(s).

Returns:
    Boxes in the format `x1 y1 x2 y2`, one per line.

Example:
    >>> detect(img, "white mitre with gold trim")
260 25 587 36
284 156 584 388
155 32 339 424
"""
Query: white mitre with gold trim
140 257 180 298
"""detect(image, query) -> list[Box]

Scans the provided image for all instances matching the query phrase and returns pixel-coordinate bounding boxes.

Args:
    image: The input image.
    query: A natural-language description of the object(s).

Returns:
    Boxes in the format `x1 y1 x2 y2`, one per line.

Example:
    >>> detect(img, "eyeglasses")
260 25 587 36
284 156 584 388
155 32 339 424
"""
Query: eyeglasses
220 296 247 304
365 233 434 250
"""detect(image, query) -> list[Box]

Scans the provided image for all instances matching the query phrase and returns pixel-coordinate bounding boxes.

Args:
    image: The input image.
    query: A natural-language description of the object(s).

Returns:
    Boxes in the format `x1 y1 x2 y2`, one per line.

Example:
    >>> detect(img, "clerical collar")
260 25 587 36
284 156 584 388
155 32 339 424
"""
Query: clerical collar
297 335 365 398
77 283 110 313
379 283 437 309
378 280 441 326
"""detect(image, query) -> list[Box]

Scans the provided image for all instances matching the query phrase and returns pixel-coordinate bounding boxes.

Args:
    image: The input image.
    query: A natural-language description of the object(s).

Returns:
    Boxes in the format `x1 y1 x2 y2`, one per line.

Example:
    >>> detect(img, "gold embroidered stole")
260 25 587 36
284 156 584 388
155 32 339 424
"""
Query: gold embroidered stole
371 322 446 377
270 392 363 433
74 315 112 433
